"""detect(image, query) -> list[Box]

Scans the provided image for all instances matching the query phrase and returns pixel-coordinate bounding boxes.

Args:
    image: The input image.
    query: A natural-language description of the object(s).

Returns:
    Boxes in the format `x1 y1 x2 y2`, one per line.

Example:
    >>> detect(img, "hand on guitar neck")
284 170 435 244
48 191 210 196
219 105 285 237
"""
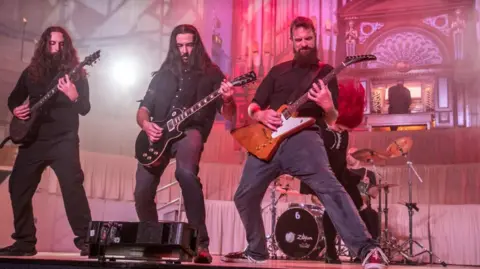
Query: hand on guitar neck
13 100 30 120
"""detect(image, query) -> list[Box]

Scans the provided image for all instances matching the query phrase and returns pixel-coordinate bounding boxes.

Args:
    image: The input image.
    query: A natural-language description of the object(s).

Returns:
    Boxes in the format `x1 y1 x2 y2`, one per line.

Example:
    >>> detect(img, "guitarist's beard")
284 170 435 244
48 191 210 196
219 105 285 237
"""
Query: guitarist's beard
293 46 318 67
45 52 64 73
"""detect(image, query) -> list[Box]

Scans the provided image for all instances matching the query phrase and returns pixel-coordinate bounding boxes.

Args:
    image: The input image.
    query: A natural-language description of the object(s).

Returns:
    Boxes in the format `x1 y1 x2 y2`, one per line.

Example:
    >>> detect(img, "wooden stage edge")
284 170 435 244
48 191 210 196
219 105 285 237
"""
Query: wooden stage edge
0 252 476 269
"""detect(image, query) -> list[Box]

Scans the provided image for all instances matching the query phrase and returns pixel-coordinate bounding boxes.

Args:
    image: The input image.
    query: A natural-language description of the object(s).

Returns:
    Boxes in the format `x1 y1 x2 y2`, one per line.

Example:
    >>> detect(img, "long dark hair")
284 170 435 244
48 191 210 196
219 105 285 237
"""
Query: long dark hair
155 24 213 77
27 26 83 84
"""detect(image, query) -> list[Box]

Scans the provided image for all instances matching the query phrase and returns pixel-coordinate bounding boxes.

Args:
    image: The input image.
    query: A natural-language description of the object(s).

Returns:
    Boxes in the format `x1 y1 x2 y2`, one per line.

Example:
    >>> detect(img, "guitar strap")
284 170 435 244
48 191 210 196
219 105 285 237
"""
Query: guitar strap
286 61 327 104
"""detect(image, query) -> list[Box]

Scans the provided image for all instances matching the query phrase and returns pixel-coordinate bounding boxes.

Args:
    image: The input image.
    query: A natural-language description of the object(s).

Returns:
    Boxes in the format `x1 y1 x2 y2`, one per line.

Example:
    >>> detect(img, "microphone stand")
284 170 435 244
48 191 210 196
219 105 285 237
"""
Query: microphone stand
395 143 447 267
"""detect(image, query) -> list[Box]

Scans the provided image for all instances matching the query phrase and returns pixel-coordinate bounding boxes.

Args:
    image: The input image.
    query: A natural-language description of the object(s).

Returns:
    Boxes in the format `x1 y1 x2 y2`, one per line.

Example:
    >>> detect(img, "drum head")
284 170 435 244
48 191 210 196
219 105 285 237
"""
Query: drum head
275 207 323 258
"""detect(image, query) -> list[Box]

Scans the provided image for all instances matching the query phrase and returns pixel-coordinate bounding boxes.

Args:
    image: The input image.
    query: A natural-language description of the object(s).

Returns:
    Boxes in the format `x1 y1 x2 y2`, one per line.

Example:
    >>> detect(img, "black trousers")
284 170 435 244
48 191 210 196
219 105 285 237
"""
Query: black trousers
134 129 210 249
8 132 91 250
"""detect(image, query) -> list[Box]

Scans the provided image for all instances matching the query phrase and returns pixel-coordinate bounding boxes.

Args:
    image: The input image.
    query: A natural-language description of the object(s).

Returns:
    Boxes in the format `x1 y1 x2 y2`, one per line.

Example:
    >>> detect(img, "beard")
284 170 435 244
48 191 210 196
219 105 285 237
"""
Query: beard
45 52 64 72
293 46 318 67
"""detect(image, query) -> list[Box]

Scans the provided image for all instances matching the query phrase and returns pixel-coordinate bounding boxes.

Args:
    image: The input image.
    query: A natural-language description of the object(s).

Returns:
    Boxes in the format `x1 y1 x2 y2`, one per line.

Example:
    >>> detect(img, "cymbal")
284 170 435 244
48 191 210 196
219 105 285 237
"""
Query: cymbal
386 137 413 158
351 148 389 163
274 186 302 196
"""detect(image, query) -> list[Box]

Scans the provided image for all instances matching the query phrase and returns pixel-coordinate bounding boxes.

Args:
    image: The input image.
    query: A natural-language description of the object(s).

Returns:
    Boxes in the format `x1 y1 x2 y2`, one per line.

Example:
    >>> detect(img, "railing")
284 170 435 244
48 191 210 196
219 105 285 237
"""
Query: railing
155 160 183 222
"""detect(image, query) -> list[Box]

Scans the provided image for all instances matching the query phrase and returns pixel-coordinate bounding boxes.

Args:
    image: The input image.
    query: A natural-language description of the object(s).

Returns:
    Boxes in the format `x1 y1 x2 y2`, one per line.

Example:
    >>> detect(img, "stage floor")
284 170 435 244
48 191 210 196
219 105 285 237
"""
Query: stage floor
0 252 472 269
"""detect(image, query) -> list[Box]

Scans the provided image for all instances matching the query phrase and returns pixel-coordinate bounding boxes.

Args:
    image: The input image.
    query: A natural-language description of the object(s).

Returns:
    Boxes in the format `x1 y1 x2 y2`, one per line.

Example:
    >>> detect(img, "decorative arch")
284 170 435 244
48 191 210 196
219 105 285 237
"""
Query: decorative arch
364 27 450 69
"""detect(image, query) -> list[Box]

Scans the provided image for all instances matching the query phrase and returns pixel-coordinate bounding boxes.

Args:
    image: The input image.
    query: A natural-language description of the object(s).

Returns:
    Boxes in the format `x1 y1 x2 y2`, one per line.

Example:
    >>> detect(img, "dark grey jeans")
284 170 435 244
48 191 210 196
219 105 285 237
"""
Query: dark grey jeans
134 129 210 248
234 128 378 260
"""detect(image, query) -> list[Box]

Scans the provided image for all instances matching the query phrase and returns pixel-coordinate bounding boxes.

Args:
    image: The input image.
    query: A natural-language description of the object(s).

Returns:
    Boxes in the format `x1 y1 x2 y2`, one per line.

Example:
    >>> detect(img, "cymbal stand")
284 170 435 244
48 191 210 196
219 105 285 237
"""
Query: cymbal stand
394 147 447 267
368 159 407 261
262 181 287 259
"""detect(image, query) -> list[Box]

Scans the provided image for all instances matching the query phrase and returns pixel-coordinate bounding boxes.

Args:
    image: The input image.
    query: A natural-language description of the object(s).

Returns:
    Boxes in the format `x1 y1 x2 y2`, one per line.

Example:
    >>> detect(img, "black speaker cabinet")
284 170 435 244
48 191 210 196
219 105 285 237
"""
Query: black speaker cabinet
86 221 198 263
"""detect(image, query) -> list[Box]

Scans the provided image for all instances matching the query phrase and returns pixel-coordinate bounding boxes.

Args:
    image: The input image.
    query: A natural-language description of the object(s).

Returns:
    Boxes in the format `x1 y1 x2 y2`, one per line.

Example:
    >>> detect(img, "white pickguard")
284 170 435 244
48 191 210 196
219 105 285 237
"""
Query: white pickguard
271 115 315 138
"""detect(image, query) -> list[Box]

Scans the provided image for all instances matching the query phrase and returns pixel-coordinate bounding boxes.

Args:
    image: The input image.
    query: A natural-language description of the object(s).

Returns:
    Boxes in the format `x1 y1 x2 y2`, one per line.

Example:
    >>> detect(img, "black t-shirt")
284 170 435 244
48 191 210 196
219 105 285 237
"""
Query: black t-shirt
252 60 339 125
7 68 90 142
139 65 225 142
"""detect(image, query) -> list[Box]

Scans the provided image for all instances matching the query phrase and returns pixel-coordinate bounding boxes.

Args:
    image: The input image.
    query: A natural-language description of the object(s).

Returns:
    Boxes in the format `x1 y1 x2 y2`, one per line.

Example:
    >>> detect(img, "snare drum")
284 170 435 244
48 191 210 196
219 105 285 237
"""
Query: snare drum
274 204 325 259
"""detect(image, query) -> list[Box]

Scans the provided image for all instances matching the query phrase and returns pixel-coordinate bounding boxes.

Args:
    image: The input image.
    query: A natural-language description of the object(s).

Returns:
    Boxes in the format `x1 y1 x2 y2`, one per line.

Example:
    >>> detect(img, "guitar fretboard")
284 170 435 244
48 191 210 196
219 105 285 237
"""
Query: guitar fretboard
29 66 84 113
171 89 222 126
284 64 344 118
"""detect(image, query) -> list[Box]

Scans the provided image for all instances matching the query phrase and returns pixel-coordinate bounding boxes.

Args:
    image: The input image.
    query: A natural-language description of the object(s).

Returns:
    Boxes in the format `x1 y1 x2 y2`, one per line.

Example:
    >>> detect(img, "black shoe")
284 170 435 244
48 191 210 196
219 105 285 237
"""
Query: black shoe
0 245 37 256
193 247 212 264
221 251 267 263
325 255 342 264
80 246 89 257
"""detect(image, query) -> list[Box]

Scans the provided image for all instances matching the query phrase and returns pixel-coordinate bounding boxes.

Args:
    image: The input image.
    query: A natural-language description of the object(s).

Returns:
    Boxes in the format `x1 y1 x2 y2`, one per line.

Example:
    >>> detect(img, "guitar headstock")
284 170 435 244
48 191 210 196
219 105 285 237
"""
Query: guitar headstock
231 71 257 87
81 50 101 67
343 54 376 67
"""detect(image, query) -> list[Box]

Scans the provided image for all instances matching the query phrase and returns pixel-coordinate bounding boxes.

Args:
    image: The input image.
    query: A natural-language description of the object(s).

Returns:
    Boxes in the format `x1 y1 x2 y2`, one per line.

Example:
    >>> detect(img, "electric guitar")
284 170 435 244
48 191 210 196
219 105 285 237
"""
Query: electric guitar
135 71 257 167
0 50 101 149
231 55 377 161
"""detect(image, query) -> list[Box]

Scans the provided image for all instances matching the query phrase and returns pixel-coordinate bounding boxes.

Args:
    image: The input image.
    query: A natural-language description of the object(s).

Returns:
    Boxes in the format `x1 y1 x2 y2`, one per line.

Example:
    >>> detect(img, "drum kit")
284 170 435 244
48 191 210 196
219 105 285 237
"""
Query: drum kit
263 136 447 266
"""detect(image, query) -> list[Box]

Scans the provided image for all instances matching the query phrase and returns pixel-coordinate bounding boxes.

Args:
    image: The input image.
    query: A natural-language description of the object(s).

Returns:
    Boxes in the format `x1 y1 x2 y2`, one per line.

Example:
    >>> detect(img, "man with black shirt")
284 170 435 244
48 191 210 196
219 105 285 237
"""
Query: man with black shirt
0 26 91 256
134 24 235 264
388 80 411 131
222 17 388 269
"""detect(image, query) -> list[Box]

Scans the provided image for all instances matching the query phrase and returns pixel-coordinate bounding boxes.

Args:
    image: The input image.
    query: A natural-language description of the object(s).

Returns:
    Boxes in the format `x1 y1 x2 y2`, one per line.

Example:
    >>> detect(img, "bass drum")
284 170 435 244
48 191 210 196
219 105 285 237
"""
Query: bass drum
275 204 325 259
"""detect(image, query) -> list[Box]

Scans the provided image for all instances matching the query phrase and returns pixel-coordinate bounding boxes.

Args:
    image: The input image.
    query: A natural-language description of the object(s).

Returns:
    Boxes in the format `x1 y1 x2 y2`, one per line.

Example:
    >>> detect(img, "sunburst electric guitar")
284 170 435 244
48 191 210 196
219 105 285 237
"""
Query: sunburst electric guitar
231 55 377 161
135 71 257 167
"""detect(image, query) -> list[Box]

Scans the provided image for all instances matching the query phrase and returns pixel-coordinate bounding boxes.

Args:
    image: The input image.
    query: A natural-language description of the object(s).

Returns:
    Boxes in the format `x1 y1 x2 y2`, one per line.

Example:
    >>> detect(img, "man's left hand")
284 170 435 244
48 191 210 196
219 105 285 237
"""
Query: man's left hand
58 75 79 102
219 79 234 102
307 80 334 112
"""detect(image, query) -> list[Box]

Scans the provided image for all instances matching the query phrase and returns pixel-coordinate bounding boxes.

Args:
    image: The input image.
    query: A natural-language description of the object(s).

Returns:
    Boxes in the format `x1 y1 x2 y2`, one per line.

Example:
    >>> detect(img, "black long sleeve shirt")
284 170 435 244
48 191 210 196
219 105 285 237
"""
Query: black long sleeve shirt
139 65 225 142
7 68 90 141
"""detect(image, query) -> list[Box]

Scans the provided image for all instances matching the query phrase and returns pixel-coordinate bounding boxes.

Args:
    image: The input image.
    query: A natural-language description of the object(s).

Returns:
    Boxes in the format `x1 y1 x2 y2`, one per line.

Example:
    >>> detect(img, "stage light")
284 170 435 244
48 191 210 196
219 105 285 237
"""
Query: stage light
112 60 137 87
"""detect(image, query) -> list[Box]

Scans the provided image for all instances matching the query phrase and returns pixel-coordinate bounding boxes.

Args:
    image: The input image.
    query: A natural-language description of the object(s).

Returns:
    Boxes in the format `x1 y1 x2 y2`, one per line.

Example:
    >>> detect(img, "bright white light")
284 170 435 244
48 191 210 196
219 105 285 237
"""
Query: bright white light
112 60 137 87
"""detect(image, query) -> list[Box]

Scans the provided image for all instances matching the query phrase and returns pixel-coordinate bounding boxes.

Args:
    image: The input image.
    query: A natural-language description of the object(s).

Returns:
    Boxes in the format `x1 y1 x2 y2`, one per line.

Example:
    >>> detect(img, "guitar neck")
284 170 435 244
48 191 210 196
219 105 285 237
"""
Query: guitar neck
171 88 222 125
287 63 345 114
29 68 81 112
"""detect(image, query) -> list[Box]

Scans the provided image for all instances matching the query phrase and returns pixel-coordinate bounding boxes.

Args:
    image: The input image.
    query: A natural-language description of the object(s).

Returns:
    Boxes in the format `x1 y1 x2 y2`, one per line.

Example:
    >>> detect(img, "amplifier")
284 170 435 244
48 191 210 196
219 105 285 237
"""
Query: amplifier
86 221 198 263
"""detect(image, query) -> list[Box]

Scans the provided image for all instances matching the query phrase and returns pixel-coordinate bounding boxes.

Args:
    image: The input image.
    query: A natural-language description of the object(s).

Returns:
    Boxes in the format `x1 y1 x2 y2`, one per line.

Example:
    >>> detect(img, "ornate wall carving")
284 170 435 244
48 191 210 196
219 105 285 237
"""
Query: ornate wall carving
367 31 444 69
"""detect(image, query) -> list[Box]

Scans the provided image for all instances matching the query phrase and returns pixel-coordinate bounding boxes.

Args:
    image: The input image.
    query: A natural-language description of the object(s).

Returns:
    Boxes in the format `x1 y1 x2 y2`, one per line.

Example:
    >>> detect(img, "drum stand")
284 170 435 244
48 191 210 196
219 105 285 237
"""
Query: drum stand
370 161 409 261
394 151 447 267
261 182 287 259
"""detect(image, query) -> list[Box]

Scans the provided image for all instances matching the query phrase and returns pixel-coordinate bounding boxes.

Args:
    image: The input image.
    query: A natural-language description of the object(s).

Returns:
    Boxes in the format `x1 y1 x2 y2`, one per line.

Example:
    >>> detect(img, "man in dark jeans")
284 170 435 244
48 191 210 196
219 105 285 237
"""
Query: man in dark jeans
298 79 370 264
134 24 235 264
0 26 92 256
222 17 388 269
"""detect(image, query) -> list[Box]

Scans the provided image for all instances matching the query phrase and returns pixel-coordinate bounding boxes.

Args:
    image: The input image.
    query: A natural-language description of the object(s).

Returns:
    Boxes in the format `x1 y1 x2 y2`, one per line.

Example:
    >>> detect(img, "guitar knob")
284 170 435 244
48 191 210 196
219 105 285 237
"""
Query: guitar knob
142 153 147 157
149 148 153 152
147 156 152 160
153 151 159 155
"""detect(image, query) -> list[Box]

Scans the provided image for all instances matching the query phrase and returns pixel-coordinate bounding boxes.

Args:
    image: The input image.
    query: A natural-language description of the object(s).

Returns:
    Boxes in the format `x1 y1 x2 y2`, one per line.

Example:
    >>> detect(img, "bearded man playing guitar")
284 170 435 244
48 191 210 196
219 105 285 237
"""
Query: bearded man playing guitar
0 26 92 256
134 24 235 264
222 17 388 269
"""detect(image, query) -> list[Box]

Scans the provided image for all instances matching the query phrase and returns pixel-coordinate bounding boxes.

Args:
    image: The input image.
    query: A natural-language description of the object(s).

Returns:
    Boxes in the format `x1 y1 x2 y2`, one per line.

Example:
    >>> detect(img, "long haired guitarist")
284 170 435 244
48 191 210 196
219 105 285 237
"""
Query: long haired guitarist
222 17 388 269
0 26 92 257
134 24 235 264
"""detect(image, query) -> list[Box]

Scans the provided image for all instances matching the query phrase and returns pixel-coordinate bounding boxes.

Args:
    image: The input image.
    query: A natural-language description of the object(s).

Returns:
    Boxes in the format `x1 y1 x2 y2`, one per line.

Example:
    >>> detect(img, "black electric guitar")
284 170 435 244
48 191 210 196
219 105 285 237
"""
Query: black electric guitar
135 71 257 167
0 50 101 148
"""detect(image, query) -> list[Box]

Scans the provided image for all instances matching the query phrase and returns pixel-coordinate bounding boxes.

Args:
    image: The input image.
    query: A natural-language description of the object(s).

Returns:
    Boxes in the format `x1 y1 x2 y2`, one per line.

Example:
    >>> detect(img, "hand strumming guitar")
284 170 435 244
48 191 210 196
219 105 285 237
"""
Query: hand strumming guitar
249 103 282 131
142 121 163 142
13 101 30 120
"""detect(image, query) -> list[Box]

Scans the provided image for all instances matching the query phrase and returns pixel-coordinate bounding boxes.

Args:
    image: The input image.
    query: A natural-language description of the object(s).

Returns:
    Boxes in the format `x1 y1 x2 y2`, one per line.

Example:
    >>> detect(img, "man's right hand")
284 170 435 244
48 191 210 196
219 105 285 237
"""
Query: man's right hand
254 109 282 131
142 121 163 142
13 103 30 120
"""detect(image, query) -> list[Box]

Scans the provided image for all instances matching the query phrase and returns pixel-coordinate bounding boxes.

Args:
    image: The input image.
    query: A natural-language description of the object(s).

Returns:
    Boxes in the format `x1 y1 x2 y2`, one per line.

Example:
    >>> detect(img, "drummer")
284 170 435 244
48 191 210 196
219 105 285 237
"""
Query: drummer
346 147 379 240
